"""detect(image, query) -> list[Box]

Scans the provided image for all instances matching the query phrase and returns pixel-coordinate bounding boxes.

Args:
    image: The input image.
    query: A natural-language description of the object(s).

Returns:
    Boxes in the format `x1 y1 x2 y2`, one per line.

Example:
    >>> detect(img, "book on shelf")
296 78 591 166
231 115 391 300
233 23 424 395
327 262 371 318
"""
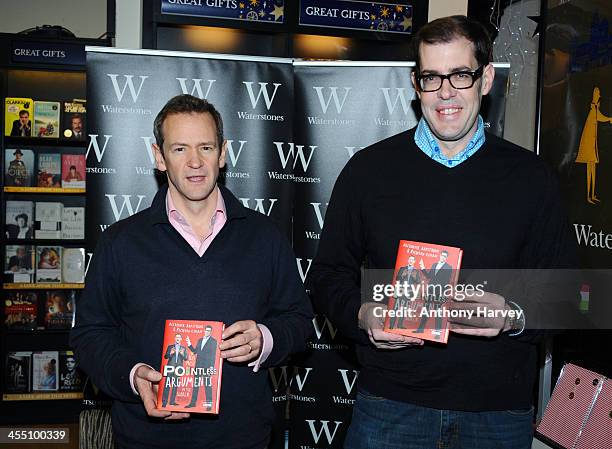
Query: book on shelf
61 207 85 240
32 351 59 391
62 100 86 141
5 200 34 239
5 351 32 393
36 246 62 283
59 350 84 392
4 291 38 331
4 244 35 283
44 290 76 329
35 202 63 239
33 101 60 138
37 153 62 188
156 319 224 414
383 240 463 344
4 148 34 187
62 248 85 283
4 97 33 137
61 154 86 189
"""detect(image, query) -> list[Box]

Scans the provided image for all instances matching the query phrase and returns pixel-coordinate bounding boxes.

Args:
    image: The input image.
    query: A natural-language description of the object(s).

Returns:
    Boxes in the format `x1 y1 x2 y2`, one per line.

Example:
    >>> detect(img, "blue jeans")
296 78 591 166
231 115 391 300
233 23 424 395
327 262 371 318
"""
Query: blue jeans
344 390 533 449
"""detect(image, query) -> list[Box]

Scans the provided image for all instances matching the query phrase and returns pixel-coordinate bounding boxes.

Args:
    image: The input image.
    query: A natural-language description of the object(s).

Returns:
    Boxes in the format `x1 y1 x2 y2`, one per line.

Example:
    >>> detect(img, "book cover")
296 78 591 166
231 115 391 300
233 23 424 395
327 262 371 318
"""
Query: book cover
4 291 38 331
61 154 86 189
61 248 85 283
62 100 86 140
156 320 224 414
383 240 463 344
32 351 59 391
4 148 34 187
37 153 62 188
4 245 35 283
35 202 63 239
33 101 60 138
36 246 62 283
44 290 75 329
59 350 83 392
5 97 33 137
5 200 34 239
5 351 32 393
61 207 85 240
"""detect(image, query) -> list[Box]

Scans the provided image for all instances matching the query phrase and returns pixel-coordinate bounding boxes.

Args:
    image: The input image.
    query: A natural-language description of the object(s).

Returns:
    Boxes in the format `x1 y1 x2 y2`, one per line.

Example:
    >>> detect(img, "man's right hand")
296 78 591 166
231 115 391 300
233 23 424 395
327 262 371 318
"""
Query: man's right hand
133 365 190 420
358 302 423 349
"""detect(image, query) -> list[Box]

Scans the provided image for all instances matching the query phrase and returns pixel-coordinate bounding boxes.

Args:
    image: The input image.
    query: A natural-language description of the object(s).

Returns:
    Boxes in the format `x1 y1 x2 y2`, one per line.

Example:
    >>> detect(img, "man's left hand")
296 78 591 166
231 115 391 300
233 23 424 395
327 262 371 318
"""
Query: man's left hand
448 291 512 337
220 320 262 363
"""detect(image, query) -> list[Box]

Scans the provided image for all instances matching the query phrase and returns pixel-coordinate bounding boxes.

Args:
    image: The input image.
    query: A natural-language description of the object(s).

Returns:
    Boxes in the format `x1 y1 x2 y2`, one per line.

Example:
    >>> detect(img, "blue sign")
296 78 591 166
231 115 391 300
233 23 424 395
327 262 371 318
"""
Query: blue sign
161 0 285 23
11 41 85 65
300 0 413 34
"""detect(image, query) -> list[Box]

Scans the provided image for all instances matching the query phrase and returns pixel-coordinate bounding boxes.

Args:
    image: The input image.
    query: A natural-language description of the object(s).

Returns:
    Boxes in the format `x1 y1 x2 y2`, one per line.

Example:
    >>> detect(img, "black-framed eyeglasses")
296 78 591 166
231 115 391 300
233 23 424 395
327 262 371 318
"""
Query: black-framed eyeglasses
415 65 485 92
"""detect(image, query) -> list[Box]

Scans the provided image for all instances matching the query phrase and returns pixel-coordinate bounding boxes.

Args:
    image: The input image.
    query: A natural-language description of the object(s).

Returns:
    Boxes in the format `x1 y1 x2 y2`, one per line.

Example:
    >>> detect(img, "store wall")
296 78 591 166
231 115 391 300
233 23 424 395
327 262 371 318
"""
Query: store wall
0 0 106 39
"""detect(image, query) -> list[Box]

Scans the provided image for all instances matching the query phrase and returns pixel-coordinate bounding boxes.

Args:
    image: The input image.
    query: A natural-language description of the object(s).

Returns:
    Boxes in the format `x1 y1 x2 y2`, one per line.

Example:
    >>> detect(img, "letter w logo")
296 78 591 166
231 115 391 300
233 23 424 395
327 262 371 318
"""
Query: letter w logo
306 420 343 445
312 315 338 340
313 86 352 114
225 140 247 168
268 366 289 392
380 87 413 114
273 142 317 172
243 82 281 110
105 194 147 222
86 134 112 164
238 198 277 216
107 75 149 103
176 78 216 99
338 369 359 395
309 202 328 230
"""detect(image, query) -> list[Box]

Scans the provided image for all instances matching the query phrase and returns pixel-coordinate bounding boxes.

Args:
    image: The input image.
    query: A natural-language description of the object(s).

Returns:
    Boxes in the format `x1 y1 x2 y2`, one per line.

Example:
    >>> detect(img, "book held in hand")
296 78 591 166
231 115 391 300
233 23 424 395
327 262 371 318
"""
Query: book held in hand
34 101 60 138
4 148 34 187
156 319 224 414
5 97 33 137
4 291 38 330
383 240 463 344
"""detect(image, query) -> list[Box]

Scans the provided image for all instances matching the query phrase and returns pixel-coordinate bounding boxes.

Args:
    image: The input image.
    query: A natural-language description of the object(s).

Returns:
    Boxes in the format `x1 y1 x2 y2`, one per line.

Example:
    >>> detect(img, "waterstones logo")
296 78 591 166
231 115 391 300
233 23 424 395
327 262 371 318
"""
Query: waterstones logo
134 137 157 175
307 86 355 126
296 258 312 284
308 315 349 351
239 198 277 216
305 420 343 446
574 223 612 250
345 145 365 159
268 366 315 402
305 202 328 240
86 134 117 174
332 369 359 405
100 194 148 230
374 87 415 127
269 143 321 183
176 78 216 99
221 140 250 179
101 74 152 114
237 82 284 121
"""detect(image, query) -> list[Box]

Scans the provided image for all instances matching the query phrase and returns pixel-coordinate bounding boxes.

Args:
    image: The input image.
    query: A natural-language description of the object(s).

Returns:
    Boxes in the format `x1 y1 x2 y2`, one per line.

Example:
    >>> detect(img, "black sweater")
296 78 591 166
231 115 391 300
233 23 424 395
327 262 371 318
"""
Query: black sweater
308 128 576 411
71 184 313 448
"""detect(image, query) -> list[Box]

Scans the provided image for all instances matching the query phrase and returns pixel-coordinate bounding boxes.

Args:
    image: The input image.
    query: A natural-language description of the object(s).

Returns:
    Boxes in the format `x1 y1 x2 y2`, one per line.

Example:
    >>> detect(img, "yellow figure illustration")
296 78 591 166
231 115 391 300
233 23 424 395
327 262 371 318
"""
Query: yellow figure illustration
575 87 612 204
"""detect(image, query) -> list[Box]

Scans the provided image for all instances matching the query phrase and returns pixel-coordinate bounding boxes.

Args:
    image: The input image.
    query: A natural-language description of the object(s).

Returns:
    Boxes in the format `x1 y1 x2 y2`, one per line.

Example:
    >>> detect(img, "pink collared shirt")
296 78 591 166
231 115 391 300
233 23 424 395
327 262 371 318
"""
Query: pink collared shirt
129 187 273 395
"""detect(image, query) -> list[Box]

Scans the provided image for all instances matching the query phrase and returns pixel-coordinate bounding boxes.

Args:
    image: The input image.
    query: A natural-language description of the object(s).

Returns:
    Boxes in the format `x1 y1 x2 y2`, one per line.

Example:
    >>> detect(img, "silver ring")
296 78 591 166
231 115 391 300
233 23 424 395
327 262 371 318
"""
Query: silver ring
247 343 253 353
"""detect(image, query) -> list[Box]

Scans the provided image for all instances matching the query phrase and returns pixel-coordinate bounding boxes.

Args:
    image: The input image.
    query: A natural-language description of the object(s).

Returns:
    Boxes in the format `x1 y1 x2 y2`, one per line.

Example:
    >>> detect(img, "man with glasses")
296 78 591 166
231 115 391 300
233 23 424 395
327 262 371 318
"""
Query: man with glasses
309 15 575 449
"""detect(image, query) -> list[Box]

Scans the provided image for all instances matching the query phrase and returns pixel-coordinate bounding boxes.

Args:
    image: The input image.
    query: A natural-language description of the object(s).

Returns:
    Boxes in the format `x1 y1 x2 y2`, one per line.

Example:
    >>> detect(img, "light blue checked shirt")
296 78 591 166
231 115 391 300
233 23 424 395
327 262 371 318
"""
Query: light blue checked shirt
414 115 485 168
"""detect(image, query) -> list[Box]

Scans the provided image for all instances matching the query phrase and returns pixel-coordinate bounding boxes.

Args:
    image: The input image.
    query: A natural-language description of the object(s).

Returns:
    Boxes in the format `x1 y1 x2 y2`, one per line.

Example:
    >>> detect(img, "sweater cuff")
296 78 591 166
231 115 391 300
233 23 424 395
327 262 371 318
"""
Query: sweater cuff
248 324 273 372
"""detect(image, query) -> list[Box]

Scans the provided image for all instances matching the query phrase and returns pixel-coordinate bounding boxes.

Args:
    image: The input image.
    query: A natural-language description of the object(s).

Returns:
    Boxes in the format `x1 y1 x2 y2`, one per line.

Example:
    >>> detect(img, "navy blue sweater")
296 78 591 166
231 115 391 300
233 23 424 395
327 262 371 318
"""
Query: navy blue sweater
71 184 313 449
309 129 576 411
